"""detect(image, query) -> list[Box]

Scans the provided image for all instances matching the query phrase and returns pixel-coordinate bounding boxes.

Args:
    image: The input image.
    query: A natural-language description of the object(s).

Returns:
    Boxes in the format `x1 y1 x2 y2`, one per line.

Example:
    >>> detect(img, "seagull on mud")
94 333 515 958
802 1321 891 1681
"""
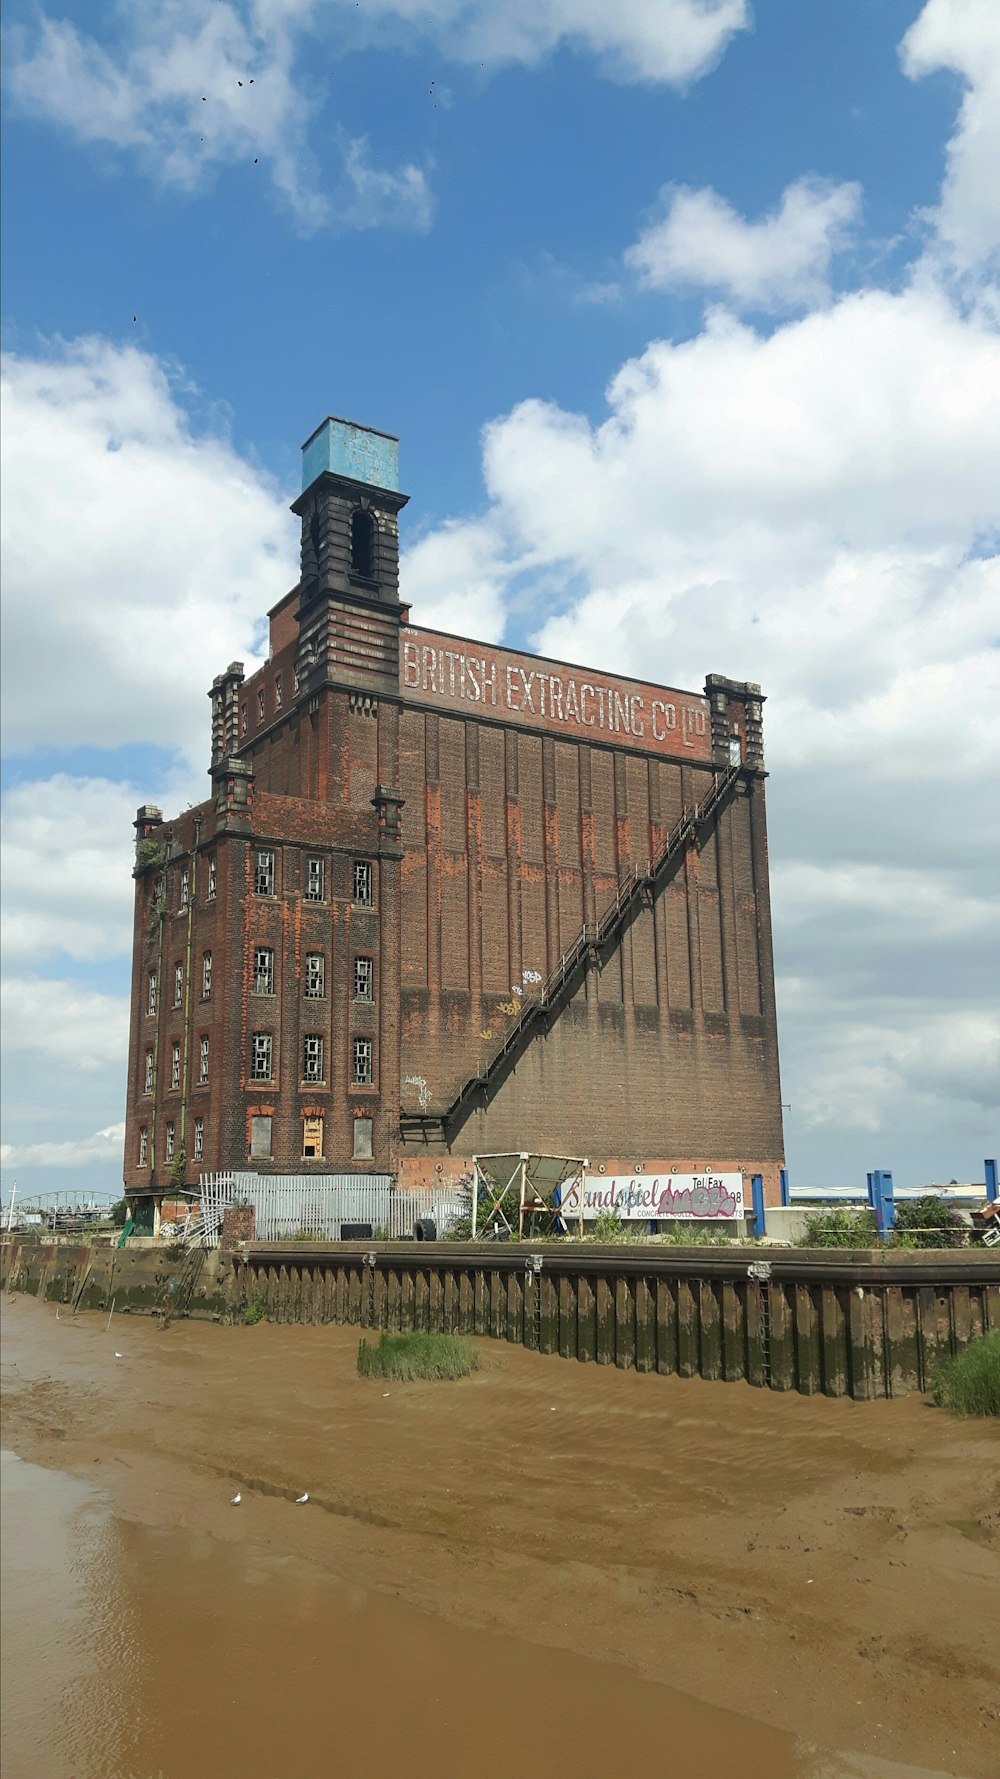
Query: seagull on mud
231 1492 242 1505
295 1492 309 1504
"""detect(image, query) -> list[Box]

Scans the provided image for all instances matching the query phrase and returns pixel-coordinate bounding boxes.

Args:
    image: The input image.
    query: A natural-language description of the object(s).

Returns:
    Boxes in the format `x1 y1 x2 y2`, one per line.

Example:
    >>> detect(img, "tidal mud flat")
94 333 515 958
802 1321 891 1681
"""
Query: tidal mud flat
2 1294 997 1779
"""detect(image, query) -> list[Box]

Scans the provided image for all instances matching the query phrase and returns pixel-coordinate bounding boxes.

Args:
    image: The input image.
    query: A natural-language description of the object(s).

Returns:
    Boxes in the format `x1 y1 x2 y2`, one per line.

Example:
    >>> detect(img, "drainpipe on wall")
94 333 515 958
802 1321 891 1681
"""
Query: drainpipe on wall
149 872 167 1183
178 819 201 1187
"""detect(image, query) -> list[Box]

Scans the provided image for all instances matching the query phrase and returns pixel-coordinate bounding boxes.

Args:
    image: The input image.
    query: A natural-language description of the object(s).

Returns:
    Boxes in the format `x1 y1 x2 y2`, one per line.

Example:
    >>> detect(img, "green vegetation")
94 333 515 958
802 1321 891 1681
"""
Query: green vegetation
110 1198 129 1227
893 1196 965 1249
800 1199 967 1249
356 1330 481 1381
799 1207 878 1248
931 1332 1000 1417
242 1288 266 1325
135 838 165 872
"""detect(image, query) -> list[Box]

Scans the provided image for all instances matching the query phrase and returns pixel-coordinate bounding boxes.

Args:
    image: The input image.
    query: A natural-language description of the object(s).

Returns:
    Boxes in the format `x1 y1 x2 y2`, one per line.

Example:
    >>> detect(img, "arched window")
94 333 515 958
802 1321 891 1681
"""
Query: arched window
350 508 375 579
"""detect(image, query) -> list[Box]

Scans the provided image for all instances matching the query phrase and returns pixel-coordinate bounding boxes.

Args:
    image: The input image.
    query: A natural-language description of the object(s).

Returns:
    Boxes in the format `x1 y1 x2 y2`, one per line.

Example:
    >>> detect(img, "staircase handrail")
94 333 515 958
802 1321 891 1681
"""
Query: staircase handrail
401 762 743 1133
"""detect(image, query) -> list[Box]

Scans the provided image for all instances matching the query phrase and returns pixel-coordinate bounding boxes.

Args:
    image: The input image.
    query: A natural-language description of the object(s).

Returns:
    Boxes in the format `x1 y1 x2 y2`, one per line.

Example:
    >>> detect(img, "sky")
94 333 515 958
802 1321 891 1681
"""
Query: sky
1 0 998 1202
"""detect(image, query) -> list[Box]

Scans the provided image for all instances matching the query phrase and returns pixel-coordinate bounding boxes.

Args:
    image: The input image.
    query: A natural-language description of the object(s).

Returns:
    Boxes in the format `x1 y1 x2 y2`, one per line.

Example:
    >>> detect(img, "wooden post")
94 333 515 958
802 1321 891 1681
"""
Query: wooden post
721 1281 743 1381
794 1284 820 1396
655 1277 676 1375
614 1275 635 1370
577 1275 597 1363
558 1273 578 1360
595 1276 614 1365
676 1279 697 1378
635 1277 655 1373
698 1279 722 1381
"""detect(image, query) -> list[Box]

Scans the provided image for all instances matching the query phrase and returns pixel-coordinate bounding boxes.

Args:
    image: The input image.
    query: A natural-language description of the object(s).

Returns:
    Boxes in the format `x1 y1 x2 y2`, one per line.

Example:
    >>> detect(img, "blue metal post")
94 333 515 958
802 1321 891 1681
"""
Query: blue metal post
985 1159 998 1205
751 1174 765 1240
780 1168 790 1207
871 1169 895 1239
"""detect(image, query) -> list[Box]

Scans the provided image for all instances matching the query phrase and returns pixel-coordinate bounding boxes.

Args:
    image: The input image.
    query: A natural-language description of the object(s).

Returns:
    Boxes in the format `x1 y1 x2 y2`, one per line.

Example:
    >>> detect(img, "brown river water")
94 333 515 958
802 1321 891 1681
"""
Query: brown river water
2 1294 997 1779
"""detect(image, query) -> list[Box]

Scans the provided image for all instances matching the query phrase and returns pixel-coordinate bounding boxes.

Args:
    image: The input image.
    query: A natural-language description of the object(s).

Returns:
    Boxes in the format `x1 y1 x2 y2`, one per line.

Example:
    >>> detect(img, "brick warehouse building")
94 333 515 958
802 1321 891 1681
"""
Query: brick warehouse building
123 416 785 1219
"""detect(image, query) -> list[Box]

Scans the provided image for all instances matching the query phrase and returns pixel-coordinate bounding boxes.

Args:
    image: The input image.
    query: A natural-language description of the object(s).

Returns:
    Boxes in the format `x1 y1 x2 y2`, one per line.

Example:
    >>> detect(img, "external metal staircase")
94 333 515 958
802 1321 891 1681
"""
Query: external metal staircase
400 760 744 1142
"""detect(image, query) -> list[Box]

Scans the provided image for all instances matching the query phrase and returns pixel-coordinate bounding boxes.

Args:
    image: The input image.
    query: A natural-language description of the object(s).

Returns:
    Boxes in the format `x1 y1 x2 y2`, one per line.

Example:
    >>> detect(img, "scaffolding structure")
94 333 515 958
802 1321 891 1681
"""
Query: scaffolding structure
471 1153 588 1239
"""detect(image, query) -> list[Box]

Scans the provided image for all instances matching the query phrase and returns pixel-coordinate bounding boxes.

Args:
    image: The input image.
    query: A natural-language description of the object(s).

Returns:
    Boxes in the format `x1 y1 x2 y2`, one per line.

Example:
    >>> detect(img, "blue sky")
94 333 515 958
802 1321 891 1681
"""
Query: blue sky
1 0 998 1200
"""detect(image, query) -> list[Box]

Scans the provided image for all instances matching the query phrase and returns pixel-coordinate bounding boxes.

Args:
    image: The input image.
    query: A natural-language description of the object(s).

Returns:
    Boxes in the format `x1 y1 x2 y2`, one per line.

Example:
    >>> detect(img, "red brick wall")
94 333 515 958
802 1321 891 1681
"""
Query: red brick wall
125 585 783 1199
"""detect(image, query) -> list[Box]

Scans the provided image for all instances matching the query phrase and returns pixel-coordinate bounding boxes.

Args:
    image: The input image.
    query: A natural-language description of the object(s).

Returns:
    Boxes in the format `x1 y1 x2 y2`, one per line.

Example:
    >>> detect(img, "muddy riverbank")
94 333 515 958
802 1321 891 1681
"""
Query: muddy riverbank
2 1294 997 1777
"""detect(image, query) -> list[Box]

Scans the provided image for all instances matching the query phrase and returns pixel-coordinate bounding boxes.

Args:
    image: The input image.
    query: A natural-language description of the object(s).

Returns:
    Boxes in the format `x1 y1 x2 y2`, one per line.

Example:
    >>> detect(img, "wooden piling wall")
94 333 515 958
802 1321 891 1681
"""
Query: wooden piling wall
233 1243 1000 1401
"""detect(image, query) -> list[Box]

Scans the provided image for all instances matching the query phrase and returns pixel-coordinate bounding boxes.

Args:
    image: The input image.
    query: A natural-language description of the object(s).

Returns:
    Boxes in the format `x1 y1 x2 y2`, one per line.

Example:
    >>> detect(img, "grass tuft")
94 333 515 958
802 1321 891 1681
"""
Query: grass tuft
357 1330 481 1381
931 1331 1000 1417
242 1288 266 1326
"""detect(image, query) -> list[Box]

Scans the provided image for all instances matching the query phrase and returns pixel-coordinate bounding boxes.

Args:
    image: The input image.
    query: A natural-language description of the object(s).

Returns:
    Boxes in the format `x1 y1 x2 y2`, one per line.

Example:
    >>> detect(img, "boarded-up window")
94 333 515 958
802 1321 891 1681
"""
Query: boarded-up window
302 1116 323 1159
353 1117 373 1160
250 1115 272 1159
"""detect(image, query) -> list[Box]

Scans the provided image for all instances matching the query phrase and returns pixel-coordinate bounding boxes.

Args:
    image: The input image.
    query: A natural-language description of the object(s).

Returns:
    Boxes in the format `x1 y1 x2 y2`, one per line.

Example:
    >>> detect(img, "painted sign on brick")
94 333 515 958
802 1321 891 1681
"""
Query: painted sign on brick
561 1171 745 1221
401 628 711 760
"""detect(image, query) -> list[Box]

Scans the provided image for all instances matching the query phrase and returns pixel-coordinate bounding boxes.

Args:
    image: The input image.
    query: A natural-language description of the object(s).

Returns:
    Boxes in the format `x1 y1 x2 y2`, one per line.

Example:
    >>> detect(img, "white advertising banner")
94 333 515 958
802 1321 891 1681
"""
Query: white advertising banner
560 1172 745 1222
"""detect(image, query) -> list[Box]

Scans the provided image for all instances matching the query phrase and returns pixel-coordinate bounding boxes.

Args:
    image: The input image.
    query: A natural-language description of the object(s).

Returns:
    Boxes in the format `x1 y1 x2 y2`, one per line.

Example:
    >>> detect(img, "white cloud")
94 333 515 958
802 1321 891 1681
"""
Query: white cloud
1 336 295 770
366 0 748 85
3 3 431 232
335 135 434 232
0 1123 126 1173
3 1 746 227
401 518 510 640
625 177 862 311
787 1006 1000 1133
1 978 130 1076
0 775 165 966
901 0 1000 275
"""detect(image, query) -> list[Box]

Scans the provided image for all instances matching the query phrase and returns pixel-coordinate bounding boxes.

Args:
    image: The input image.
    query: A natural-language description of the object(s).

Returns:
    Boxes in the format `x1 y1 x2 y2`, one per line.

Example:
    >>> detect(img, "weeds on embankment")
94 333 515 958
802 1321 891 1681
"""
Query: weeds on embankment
357 1331 481 1381
931 1331 1000 1417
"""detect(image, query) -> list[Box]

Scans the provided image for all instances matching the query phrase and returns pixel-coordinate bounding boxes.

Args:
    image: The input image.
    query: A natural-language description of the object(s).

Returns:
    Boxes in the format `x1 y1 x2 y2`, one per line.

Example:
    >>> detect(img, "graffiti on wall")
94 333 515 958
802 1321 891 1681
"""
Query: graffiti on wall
560 1172 744 1221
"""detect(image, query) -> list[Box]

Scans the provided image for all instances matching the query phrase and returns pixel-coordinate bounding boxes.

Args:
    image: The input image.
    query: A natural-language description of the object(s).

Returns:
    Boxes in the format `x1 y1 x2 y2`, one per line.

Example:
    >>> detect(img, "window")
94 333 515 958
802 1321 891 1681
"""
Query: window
138 1127 148 1166
305 856 325 902
293 664 300 694
171 1042 181 1091
241 703 248 736
165 1121 175 1163
193 1117 204 1161
180 869 189 908
353 1037 372 1084
350 507 375 578
144 1049 154 1093
174 961 183 1007
354 957 373 1001
147 971 157 1016
353 1116 373 1161
275 673 282 711
305 953 325 999
258 689 265 724
207 856 217 901
202 951 212 999
353 860 372 906
251 1032 272 1080
250 1115 272 1159
254 850 275 896
303 1034 324 1083
254 947 274 995
303 1115 324 1159
199 1035 209 1085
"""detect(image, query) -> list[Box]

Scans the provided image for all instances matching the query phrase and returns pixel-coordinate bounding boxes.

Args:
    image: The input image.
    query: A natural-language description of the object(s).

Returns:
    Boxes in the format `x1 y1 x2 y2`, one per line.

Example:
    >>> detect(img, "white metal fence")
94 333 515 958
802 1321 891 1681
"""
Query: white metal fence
195 1172 465 1245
